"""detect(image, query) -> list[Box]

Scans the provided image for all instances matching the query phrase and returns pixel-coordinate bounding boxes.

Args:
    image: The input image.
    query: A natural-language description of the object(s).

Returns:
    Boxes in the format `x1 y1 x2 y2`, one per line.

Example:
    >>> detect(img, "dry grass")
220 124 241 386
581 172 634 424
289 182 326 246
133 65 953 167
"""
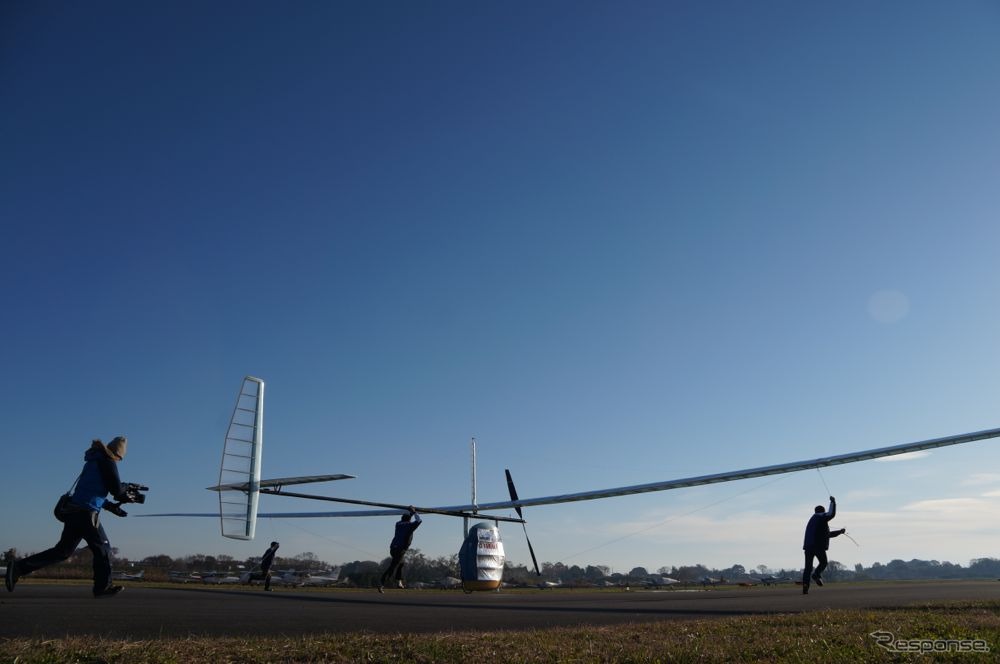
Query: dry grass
2 600 998 663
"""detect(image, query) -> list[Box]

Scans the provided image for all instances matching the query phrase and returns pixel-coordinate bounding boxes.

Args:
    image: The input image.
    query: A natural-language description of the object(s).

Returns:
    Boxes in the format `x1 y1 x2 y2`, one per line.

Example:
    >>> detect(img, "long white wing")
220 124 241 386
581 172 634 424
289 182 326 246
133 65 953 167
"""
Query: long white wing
458 426 1000 511
145 375 1000 527
220 425 1000 518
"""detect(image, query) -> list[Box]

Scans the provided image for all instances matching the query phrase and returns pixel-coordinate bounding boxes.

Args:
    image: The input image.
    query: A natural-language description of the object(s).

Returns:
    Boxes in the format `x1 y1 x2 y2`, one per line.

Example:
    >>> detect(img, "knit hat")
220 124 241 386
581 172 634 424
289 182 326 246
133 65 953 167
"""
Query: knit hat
107 436 128 461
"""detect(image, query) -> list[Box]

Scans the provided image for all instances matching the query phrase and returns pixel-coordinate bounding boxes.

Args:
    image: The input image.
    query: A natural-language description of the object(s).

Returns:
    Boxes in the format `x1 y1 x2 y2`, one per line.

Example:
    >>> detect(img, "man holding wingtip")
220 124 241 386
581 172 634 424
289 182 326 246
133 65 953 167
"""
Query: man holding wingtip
378 506 421 593
801 495 846 595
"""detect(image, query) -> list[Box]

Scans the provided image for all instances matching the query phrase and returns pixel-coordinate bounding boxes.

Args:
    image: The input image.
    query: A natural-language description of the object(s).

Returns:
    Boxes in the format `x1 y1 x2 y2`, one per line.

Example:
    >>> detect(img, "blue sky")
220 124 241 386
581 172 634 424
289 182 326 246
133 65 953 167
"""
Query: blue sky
3 1 1000 573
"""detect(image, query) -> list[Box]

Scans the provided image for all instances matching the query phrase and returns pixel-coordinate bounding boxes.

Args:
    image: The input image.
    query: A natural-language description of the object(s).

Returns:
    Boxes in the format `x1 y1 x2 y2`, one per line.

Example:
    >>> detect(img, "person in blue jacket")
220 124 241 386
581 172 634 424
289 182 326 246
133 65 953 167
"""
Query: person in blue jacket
801 495 846 594
5 437 131 598
378 506 421 592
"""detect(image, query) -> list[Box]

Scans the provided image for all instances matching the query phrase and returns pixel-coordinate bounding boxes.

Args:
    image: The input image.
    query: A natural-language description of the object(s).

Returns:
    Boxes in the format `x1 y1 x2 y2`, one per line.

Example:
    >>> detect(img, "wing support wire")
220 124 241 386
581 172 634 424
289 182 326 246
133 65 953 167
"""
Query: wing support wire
217 376 264 540
258 488 526 524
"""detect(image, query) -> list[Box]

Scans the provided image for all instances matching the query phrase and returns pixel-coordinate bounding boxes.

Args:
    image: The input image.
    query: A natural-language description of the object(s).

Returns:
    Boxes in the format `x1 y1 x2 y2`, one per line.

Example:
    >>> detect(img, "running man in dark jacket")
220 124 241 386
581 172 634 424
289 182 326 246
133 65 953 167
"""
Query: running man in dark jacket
378 506 421 592
801 496 846 594
6 437 131 598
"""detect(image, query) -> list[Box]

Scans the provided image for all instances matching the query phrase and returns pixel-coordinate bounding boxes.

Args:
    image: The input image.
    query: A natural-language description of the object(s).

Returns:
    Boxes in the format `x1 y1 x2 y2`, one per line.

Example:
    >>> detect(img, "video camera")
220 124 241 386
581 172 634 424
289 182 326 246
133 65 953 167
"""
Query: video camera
119 482 149 505
101 483 149 518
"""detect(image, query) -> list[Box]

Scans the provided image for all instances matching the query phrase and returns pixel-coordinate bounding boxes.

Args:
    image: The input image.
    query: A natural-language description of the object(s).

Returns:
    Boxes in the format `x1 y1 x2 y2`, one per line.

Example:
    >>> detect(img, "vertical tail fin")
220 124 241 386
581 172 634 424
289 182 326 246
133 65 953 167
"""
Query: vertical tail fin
217 376 264 540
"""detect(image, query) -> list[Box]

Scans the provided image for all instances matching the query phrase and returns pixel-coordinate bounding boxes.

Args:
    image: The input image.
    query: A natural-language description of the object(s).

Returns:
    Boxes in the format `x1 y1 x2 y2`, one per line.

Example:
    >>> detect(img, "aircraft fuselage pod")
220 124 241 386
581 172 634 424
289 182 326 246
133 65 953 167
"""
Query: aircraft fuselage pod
459 522 505 592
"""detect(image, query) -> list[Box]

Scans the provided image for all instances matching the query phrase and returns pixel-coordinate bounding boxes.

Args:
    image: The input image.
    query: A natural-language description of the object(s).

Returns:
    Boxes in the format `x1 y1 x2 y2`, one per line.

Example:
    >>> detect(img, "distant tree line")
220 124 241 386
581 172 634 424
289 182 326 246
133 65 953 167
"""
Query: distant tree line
6 544 1000 586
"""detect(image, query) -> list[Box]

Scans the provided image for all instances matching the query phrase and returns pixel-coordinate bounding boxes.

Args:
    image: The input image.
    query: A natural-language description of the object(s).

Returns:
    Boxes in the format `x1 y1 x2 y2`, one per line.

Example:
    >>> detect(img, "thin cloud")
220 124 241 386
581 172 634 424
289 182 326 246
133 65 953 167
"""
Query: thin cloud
900 498 989 513
963 473 1000 486
842 488 892 501
868 290 910 323
542 497 1000 570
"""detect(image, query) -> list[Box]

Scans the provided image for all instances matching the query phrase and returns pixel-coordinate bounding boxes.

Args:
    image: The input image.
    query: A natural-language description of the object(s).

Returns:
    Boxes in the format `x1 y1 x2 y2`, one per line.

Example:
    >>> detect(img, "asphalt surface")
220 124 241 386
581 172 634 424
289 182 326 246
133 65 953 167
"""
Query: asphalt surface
2 580 998 639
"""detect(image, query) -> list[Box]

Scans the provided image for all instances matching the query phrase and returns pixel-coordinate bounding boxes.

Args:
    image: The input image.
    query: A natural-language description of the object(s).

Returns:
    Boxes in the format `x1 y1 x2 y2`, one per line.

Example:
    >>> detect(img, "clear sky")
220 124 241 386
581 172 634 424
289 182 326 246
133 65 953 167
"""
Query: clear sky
3 1 1000 574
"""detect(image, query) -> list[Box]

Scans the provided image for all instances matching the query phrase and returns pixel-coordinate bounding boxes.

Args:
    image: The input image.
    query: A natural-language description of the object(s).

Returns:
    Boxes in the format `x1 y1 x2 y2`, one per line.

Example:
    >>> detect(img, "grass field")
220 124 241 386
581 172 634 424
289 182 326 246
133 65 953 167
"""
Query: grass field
2 597 998 663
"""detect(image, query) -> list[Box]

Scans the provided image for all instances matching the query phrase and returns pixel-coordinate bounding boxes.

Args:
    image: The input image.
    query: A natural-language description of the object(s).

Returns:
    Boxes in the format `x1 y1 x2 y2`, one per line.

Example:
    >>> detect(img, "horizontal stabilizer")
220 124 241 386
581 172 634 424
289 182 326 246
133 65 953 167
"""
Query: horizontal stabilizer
208 474 356 492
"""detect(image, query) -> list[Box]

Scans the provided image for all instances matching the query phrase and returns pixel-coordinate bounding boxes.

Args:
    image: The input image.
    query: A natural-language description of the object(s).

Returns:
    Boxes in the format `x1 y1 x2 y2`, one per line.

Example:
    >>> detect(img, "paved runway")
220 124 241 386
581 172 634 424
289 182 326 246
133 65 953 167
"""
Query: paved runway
2 581 997 639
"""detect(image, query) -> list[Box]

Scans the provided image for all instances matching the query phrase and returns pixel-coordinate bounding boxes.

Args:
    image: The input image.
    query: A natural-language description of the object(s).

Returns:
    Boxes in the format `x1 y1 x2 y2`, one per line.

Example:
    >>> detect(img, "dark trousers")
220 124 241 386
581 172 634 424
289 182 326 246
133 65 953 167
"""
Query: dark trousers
802 549 828 586
262 567 273 591
17 510 113 592
380 547 407 585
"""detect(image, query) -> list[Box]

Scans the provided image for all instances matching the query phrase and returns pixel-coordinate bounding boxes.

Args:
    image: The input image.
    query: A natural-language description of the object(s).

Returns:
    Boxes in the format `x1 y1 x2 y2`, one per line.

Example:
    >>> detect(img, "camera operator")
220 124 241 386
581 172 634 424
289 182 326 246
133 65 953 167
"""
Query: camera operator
5 436 140 598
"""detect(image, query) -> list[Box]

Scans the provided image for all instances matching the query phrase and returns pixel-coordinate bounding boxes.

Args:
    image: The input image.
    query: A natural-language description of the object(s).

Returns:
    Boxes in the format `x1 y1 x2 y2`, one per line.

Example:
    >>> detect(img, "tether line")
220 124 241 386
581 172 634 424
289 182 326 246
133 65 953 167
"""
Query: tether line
815 466 833 496
268 517 383 560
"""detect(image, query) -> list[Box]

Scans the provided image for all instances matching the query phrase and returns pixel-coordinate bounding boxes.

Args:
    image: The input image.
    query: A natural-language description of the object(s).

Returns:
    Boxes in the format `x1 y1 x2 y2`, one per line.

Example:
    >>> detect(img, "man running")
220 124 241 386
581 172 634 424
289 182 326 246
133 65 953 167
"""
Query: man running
6 437 132 598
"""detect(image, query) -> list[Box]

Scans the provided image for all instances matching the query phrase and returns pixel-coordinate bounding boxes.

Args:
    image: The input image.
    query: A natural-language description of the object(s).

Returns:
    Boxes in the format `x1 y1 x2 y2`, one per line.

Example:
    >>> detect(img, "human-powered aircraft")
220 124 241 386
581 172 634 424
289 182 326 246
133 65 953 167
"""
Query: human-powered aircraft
145 376 1000 592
